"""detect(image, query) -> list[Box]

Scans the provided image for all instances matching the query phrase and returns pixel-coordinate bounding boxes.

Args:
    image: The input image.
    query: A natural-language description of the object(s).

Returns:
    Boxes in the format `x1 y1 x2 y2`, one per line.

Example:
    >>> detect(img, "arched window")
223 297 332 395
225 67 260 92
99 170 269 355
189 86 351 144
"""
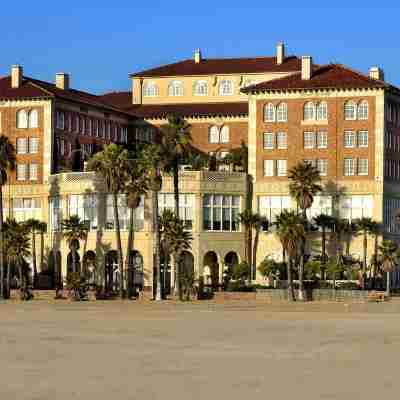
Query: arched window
143 82 159 97
28 110 38 128
193 80 208 96
16 110 28 128
219 80 233 96
357 100 369 120
209 126 220 143
168 80 184 96
276 103 288 122
303 102 315 121
316 102 328 121
220 126 230 143
344 101 357 120
264 103 275 122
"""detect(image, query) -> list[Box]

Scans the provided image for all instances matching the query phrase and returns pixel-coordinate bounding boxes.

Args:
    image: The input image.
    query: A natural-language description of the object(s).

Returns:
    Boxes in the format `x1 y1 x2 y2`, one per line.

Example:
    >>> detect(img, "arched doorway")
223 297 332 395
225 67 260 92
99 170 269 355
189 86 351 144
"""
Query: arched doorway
83 251 96 287
224 251 239 278
127 250 144 296
203 251 219 289
105 250 119 292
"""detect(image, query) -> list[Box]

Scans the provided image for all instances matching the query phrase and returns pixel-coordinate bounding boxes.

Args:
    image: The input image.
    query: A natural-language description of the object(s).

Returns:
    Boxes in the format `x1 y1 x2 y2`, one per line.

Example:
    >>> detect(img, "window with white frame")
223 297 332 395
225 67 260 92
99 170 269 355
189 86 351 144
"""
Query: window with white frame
357 100 369 120
219 80 233 96
316 101 328 121
158 193 194 230
29 163 38 181
143 82 159 97
317 131 328 149
344 101 357 120
276 132 287 149
50 196 62 231
12 198 41 222
358 159 369 175
358 130 368 147
220 126 229 143
16 110 28 128
258 196 291 223
307 196 332 219
16 138 27 154
68 194 98 230
263 133 274 150
303 102 315 121
16 163 27 180
339 195 373 221
209 126 220 143
29 137 39 153
264 160 274 176
276 103 288 122
168 80 184 97
317 159 328 176
304 132 315 149
193 80 208 96
209 125 229 143
264 103 275 122
344 158 355 176
344 131 356 148
203 194 240 232
276 159 287 176
106 194 144 231
28 110 38 128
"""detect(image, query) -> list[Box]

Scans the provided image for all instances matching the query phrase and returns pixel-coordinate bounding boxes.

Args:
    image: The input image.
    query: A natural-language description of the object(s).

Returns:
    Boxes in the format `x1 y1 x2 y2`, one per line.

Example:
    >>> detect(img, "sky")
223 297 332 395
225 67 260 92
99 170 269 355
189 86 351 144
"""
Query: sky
1 1 400 94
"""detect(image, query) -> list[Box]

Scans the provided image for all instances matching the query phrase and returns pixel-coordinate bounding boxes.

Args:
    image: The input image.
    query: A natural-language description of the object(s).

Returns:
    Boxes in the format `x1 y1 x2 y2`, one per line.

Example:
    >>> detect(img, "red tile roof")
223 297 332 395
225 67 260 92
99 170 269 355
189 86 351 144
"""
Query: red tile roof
100 91 132 109
130 56 302 78
241 64 395 93
0 75 133 116
124 102 248 119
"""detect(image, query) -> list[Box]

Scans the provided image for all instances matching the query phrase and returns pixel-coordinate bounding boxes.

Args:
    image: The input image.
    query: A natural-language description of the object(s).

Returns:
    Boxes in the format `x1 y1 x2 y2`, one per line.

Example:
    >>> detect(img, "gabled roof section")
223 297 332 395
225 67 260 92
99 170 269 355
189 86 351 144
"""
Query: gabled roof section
241 64 395 93
100 91 132 110
125 102 248 119
0 76 51 99
130 56 302 78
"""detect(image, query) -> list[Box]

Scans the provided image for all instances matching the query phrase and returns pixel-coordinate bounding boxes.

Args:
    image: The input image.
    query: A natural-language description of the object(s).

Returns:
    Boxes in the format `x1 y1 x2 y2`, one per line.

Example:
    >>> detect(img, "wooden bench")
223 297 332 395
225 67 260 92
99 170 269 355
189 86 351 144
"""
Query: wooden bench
367 291 387 302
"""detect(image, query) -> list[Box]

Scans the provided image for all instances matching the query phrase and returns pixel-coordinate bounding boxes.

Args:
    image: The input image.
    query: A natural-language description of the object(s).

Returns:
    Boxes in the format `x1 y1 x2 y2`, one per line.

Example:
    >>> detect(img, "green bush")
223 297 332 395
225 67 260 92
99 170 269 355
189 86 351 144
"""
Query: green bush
226 281 255 292
231 261 250 282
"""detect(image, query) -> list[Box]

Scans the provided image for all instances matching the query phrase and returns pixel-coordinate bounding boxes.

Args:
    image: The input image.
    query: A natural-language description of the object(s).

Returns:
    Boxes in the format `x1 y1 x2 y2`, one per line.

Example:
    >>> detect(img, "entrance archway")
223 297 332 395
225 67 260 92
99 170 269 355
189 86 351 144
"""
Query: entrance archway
224 251 239 278
203 251 219 289
128 250 144 294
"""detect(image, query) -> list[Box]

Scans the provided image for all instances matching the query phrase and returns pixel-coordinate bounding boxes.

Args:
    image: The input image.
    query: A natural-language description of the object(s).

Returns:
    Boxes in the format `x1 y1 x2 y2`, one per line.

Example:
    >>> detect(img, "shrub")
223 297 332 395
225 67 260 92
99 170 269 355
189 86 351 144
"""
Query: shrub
231 261 250 282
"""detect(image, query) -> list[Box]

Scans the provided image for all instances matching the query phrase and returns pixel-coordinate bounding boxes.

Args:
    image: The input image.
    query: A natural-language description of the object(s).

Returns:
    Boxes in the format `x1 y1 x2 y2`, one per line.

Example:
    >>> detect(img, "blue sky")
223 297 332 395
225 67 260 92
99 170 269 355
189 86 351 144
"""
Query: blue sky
1 1 399 94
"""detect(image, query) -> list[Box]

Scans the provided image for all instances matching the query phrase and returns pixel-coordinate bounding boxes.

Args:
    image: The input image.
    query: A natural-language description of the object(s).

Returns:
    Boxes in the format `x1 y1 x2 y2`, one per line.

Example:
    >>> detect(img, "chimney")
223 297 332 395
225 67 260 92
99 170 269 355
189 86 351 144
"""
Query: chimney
194 49 202 64
56 72 70 90
11 65 23 88
276 42 285 65
369 67 384 81
301 56 312 80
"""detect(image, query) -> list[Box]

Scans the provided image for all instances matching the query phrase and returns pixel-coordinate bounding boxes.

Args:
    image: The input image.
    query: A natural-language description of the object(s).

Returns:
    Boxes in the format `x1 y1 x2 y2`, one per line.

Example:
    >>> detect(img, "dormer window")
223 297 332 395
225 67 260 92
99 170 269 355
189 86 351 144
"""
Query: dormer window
168 80 184 97
219 80 233 96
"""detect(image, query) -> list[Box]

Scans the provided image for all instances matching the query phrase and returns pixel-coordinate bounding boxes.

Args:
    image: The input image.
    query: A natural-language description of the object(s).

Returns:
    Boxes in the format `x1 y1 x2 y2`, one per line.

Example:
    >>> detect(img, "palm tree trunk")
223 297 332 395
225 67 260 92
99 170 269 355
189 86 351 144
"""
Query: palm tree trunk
298 209 307 301
0 186 4 299
153 190 162 301
252 226 260 281
386 271 391 297
248 228 253 283
6 258 10 298
287 257 295 302
173 163 182 300
82 234 88 278
362 231 367 290
40 232 44 273
112 192 124 298
72 246 77 275
125 206 135 297
31 231 37 289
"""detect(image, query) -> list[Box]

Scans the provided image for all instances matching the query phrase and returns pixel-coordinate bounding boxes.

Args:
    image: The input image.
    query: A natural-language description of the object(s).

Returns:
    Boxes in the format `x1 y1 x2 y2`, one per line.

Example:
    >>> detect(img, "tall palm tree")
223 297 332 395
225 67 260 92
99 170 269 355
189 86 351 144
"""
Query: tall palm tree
378 239 398 297
355 217 376 289
24 218 41 288
87 143 129 298
314 214 334 267
61 215 88 277
37 222 47 273
252 215 267 281
158 114 192 297
275 210 306 301
288 161 322 300
0 136 16 299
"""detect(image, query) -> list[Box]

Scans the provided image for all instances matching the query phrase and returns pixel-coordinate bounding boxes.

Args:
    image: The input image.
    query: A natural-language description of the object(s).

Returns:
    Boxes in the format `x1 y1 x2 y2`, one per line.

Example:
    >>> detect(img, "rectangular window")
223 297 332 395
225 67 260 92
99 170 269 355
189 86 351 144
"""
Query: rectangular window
276 132 287 149
12 198 41 222
307 196 333 220
29 163 38 181
69 194 98 230
276 159 287 176
258 196 291 223
16 164 27 181
203 194 241 232
304 132 315 149
50 196 62 231
317 159 328 176
263 133 274 150
16 138 27 154
340 195 373 221
344 131 356 148
264 160 274 177
358 159 369 176
29 137 39 154
56 111 65 130
106 194 144 231
158 193 194 230
358 131 369 147
317 131 328 149
344 158 355 176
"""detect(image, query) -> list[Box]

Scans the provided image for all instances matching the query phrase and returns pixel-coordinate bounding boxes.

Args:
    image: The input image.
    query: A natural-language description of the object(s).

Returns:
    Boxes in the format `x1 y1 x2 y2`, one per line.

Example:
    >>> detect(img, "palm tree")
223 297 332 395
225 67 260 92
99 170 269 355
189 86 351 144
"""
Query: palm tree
275 210 306 301
0 136 16 299
378 240 398 297
341 219 357 257
24 218 41 288
252 215 267 281
288 161 322 300
61 215 88 277
37 222 47 273
314 214 334 267
355 217 377 289
224 141 248 173
158 114 192 297
87 143 129 298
